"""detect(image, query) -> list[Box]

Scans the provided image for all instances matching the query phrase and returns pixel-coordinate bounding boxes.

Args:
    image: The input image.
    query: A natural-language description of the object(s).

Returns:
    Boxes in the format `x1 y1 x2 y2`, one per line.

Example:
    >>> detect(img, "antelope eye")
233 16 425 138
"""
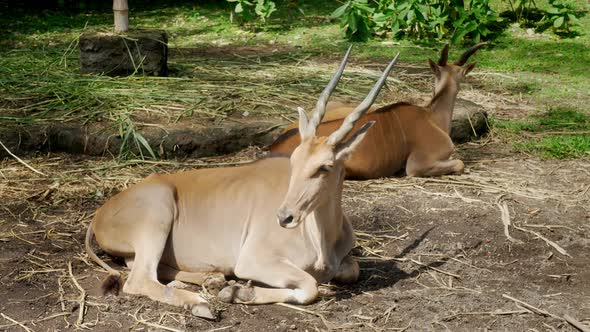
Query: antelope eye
318 165 332 174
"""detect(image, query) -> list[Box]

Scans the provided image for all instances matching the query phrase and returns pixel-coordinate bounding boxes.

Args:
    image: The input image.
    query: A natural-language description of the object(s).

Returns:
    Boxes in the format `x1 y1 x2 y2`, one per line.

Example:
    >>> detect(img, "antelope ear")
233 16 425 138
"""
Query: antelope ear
428 58 440 77
297 107 310 140
335 121 375 161
463 62 477 76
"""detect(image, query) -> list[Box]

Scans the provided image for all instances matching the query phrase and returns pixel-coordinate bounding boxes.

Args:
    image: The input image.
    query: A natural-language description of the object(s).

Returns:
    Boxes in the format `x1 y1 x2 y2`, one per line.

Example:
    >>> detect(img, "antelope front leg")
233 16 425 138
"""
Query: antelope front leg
120 197 214 319
406 158 464 177
218 257 318 305
406 148 465 177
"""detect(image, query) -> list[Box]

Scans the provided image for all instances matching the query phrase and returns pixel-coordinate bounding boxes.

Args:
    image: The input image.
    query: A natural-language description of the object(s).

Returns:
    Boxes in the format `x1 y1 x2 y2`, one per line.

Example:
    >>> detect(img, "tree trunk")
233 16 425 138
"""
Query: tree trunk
113 0 129 32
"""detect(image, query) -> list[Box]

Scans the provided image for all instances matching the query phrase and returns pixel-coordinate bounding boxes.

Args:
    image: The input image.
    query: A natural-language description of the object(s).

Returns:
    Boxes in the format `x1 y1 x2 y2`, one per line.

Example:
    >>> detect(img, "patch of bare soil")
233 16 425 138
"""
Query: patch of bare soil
0 137 589 331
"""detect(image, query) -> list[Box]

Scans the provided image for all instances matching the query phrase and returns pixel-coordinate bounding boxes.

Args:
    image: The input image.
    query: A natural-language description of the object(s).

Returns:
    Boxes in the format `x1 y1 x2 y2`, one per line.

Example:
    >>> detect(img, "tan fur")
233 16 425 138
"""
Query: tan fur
84 48 398 319
270 44 486 179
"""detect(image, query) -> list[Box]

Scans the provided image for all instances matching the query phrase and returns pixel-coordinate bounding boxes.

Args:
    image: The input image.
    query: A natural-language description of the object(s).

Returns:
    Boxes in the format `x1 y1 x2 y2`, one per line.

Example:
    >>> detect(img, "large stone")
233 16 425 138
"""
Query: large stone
450 98 489 143
79 29 168 76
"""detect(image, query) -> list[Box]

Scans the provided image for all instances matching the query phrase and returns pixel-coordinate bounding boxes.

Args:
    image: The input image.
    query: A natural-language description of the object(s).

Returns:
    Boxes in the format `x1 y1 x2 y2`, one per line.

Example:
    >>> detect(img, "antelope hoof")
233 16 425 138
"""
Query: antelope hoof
455 160 465 174
191 302 215 320
203 275 227 296
166 280 189 289
218 281 255 303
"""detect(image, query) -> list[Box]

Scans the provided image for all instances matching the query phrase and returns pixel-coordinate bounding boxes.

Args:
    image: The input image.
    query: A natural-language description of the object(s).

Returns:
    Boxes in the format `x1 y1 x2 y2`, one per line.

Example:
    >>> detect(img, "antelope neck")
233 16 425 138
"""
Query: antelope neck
302 165 346 269
429 75 459 134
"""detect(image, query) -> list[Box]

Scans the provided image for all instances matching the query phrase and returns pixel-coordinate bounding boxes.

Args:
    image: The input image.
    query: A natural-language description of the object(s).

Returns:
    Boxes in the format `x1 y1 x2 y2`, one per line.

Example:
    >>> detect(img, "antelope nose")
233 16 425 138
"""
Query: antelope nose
277 210 294 228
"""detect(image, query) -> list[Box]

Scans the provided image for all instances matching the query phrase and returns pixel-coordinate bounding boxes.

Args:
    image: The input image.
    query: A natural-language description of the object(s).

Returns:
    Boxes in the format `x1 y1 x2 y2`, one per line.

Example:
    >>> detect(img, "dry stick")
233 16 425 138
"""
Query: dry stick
442 309 530 321
496 201 524 244
276 303 334 330
206 325 234 332
564 314 590 332
0 313 33 332
407 258 461 279
67 261 86 327
129 314 184 332
501 294 561 320
512 225 571 257
0 312 70 330
0 140 47 176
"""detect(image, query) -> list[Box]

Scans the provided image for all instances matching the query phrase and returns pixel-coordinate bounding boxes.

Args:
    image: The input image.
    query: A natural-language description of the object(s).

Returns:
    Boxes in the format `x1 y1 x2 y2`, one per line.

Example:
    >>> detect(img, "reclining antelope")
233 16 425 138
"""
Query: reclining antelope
85 47 400 319
270 43 486 179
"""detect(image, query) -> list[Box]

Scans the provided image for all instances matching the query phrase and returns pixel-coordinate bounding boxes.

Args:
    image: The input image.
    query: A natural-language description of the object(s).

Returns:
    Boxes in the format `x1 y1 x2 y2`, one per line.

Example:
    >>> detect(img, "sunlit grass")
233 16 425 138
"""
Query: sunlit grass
495 108 590 158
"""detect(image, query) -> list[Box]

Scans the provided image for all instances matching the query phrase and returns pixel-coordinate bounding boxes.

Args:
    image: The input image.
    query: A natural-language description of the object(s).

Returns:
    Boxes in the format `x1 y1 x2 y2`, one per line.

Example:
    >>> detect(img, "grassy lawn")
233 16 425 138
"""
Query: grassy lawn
0 0 588 159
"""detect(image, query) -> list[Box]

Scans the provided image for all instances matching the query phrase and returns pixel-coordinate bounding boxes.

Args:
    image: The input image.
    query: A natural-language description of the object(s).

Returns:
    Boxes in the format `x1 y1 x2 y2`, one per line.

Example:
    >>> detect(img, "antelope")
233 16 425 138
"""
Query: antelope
270 43 487 179
84 47 400 319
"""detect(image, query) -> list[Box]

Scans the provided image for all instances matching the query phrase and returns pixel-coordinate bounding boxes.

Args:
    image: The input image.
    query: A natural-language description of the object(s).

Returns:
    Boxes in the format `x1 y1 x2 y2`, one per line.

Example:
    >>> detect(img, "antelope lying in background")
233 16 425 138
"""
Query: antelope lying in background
270 43 486 179
85 47 400 319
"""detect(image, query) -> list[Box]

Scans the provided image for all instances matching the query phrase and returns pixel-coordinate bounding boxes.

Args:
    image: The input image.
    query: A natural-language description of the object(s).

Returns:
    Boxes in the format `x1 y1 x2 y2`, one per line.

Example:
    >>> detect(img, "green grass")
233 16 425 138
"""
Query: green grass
495 108 590 158
0 0 589 159
517 135 590 159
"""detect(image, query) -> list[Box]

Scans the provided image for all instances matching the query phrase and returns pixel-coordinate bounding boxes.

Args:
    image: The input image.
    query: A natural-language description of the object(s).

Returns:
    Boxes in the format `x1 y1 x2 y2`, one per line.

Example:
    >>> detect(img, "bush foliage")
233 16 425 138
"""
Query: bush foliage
226 0 581 43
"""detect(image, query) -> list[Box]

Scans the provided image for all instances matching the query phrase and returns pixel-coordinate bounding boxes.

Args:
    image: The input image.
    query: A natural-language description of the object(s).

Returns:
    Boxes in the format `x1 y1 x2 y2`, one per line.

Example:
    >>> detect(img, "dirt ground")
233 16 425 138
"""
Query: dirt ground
1 133 589 332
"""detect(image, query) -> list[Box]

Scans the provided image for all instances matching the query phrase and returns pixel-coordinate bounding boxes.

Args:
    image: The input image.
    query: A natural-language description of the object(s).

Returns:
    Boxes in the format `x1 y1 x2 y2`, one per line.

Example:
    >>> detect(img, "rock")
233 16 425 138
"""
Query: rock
450 98 489 143
79 29 168 76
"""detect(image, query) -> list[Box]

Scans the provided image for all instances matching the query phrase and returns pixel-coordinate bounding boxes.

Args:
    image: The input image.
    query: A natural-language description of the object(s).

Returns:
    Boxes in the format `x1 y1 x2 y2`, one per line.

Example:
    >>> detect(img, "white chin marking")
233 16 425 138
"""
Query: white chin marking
283 221 300 229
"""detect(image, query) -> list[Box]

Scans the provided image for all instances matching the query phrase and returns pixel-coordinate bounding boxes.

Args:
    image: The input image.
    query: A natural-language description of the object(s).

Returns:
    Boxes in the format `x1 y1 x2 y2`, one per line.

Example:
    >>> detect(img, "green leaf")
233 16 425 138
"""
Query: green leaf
553 16 564 28
331 3 350 18
546 6 559 14
354 1 374 13
391 20 400 34
567 13 578 22
407 9 415 22
348 14 358 32
373 12 389 26
235 2 244 13
134 133 157 159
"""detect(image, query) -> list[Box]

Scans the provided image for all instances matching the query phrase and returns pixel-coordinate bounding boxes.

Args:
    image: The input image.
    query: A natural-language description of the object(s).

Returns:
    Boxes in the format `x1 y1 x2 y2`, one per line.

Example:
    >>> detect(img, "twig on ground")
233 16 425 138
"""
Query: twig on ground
564 314 590 332
501 294 561 319
67 261 87 327
388 319 412 331
543 322 559 332
276 303 334 330
512 225 571 257
57 276 67 311
407 258 461 279
496 200 523 244
206 325 234 332
442 309 530 321
0 313 32 332
453 187 484 204
0 140 47 176
129 311 184 332
0 312 70 330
